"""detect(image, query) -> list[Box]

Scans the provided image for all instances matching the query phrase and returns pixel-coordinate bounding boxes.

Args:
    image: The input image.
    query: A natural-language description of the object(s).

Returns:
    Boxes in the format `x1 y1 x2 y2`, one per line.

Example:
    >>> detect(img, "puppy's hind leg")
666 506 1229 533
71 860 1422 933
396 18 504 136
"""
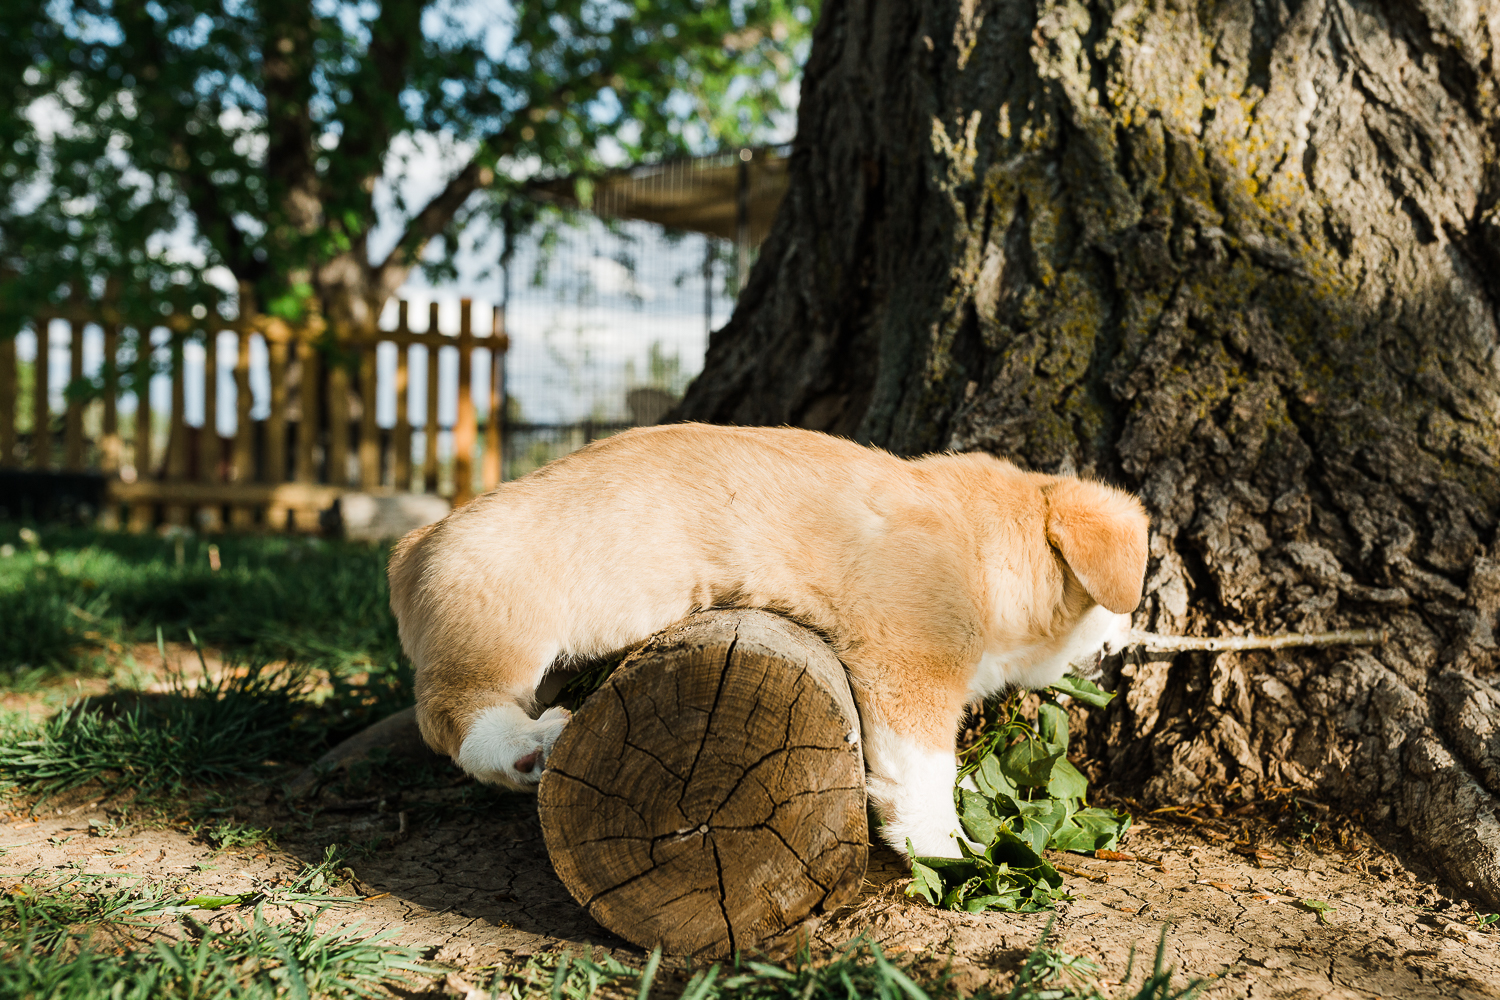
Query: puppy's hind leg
455 702 572 791
417 642 571 793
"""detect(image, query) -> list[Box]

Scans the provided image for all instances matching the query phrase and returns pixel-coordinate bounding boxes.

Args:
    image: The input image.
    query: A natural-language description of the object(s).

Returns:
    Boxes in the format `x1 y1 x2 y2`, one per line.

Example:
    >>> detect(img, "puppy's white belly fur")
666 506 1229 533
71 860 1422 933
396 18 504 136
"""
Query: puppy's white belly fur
457 704 571 791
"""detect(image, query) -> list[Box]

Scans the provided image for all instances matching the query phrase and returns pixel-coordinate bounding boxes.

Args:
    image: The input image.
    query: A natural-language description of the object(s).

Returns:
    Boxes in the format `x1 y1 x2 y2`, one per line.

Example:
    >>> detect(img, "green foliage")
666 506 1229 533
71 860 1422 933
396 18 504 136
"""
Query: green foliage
906 675 1132 914
0 892 432 999
0 655 316 799
1297 899 1335 926
0 524 410 722
1006 923 1209 1000
490 938 947 1000
489 927 1206 1000
1 0 817 336
194 818 278 853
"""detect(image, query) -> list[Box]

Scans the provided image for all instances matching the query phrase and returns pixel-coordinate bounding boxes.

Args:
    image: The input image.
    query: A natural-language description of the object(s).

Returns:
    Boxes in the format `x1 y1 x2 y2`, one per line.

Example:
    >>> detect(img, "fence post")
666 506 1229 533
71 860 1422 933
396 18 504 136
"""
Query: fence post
64 319 85 470
230 328 255 528
32 315 51 470
164 332 189 525
266 326 288 485
482 304 506 491
198 327 223 532
326 347 349 487
394 301 412 492
0 332 14 467
359 337 379 490
453 299 475 504
100 322 120 475
294 336 319 483
128 330 153 531
264 325 290 528
424 302 440 494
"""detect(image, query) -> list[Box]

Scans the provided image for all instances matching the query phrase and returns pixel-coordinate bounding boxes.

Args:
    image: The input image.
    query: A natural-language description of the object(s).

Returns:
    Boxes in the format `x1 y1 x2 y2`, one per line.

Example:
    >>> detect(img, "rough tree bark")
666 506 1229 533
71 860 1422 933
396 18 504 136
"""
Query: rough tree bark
677 0 1500 904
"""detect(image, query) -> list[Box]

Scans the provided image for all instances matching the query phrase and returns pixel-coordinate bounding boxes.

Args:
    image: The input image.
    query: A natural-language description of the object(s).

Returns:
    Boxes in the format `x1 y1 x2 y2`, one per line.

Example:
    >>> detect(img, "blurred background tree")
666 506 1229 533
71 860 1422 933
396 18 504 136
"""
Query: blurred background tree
0 0 815 340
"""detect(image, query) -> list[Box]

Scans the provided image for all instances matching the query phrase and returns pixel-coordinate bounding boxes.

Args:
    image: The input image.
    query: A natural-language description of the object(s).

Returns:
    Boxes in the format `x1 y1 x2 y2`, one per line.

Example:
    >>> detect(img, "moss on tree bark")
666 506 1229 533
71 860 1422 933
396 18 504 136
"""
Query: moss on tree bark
677 0 1500 903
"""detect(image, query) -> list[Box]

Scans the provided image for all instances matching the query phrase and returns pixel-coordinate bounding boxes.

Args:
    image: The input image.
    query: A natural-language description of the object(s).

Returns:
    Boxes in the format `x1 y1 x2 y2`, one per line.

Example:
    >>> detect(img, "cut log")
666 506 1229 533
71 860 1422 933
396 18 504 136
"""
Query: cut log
538 609 868 960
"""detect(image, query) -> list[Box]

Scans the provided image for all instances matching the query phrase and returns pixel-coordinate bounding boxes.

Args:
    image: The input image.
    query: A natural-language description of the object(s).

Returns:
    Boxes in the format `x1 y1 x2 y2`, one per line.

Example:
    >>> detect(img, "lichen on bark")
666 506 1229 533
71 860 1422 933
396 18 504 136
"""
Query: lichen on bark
677 0 1500 904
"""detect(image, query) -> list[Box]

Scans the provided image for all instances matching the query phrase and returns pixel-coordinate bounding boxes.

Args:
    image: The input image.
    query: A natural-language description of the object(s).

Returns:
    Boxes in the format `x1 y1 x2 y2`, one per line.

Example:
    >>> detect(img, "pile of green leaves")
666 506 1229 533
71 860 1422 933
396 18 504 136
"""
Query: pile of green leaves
906 675 1132 913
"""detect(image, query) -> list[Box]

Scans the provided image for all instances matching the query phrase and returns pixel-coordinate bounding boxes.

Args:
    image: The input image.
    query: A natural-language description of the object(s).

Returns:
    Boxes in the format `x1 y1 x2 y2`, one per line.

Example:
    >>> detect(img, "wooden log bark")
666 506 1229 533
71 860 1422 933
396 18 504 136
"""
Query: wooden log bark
538 609 868 960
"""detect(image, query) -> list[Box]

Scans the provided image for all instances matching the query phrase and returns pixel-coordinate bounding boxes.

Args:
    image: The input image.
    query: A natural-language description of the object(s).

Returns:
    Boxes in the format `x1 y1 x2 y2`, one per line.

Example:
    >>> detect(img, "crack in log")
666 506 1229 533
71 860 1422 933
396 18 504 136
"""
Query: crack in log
751 822 832 894
579 863 662 911
622 736 687 787
711 835 737 957
615 684 690 787
638 687 691 781
543 770 649 828
706 744 854 825
676 629 739 820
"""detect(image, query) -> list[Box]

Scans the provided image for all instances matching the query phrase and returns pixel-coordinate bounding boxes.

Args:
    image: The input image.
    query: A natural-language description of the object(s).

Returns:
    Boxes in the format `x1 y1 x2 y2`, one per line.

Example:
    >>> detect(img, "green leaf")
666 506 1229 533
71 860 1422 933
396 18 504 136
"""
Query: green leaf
1050 806 1132 853
904 840 945 906
963 892 1015 913
999 738 1067 787
974 752 1019 800
1046 757 1088 800
959 789 1001 845
1076 807 1132 848
1299 899 1336 925
905 862 943 905
182 893 253 910
1015 799 1070 855
1037 702 1069 746
1048 824 1098 853
987 826 1063 889
1048 674 1116 708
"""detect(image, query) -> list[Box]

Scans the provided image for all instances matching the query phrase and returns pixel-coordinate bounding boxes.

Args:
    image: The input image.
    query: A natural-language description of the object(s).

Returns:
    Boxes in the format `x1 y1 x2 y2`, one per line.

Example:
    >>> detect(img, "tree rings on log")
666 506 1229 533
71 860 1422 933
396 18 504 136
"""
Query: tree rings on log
538 609 868 959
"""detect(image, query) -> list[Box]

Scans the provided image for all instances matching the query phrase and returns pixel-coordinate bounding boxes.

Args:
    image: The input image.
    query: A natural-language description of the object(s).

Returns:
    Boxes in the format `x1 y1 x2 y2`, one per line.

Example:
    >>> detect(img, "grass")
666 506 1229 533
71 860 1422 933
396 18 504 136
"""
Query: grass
0 524 409 716
475 926 1206 1000
0 851 436 1000
0 652 320 801
0 904 433 999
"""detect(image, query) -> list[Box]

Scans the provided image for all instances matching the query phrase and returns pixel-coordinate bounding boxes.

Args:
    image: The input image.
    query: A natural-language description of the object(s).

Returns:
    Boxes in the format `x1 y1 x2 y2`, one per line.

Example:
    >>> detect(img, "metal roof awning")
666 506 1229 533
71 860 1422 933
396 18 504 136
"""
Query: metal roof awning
527 146 790 248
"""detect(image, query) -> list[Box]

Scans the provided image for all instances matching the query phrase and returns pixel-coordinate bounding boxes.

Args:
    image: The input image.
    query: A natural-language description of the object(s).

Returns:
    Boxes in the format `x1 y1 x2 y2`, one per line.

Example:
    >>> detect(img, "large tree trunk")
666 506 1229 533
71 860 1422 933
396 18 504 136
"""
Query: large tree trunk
678 0 1500 904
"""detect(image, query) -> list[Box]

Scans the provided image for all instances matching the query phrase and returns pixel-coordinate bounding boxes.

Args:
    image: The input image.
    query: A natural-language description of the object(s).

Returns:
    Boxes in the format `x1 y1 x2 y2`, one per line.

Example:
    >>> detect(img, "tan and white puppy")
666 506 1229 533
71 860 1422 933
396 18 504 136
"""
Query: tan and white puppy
387 423 1147 859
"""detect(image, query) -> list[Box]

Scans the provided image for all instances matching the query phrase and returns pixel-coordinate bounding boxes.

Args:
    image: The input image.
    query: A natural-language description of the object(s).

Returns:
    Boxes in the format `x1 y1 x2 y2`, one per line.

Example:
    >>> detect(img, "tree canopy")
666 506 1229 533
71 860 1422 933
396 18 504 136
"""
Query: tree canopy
0 0 815 336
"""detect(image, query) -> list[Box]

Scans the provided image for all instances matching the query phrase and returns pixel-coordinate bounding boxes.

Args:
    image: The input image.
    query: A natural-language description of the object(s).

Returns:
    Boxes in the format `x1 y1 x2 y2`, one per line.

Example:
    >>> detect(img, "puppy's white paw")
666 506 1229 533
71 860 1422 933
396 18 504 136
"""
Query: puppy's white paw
882 807 979 860
456 703 572 791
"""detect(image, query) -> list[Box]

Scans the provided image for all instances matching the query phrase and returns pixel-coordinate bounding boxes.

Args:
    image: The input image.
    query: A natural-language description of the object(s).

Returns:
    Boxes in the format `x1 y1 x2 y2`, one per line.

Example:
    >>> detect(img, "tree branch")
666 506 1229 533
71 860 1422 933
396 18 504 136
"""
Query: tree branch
261 0 320 235
114 6 261 281
372 134 512 297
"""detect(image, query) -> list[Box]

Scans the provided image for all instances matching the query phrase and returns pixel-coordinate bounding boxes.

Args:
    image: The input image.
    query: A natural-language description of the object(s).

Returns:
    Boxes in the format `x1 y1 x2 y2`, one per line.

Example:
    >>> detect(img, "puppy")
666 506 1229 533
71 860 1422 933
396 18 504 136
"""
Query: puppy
387 423 1147 859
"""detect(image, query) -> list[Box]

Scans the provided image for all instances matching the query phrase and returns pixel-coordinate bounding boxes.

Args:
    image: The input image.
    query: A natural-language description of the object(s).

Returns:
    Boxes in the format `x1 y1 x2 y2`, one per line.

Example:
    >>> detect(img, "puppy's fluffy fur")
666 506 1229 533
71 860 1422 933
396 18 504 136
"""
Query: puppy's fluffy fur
388 423 1148 858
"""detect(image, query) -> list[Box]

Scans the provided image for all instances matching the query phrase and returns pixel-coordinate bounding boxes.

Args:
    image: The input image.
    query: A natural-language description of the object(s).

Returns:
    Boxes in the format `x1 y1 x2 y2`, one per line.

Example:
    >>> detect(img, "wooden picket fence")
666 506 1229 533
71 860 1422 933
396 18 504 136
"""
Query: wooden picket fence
0 298 508 531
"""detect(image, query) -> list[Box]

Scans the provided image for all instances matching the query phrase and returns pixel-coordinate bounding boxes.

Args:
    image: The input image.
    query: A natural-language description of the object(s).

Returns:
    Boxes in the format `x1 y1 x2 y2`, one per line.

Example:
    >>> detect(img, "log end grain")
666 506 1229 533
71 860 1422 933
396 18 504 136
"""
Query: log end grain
538 610 868 959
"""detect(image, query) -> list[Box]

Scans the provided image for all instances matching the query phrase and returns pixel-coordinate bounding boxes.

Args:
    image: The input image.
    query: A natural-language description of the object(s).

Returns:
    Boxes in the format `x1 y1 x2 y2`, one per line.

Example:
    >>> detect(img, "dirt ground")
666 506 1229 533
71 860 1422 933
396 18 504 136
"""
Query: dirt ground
2 647 1498 998
3 771 1498 999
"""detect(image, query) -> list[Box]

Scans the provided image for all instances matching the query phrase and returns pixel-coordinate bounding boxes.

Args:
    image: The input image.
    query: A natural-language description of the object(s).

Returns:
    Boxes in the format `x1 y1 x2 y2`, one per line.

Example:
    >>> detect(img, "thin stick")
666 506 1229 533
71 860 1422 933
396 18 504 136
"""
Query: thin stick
1129 629 1385 652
